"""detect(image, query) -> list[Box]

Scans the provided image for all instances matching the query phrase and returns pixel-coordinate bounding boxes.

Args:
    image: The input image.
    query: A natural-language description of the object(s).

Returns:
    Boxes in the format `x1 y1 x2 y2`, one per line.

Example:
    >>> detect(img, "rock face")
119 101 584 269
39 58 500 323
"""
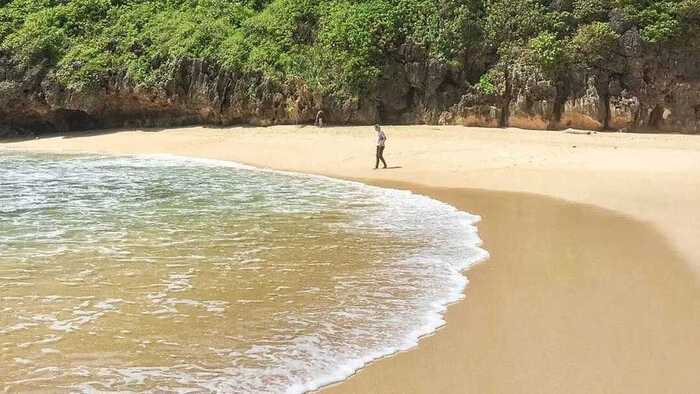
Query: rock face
0 43 475 135
0 53 383 136
2 29 700 136
0 55 350 136
460 27 700 133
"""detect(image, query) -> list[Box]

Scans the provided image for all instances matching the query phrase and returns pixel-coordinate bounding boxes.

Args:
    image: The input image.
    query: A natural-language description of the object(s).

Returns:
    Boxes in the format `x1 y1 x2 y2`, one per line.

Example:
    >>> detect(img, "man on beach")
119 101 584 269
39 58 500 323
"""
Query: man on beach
374 124 387 169
315 110 325 127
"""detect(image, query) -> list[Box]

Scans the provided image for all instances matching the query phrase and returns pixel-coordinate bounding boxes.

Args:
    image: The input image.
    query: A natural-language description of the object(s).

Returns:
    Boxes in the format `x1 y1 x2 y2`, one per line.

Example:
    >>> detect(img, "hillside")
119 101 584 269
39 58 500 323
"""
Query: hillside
1 0 699 135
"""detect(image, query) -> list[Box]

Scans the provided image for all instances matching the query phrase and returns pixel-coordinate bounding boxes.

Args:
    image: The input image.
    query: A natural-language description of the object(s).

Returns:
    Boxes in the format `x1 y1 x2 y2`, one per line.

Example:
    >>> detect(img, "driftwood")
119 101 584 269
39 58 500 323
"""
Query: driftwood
563 128 596 135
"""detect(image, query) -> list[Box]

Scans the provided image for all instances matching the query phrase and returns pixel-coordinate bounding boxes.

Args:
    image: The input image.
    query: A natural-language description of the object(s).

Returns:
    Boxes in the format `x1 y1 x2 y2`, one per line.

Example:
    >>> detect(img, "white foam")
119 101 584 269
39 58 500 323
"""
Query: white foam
1 151 489 393
14 358 33 365
0 322 39 335
128 153 489 393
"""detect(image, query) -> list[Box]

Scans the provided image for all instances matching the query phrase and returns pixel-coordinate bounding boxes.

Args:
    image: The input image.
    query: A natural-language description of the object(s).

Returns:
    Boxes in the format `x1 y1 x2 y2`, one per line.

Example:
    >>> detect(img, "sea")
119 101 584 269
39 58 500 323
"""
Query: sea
0 152 487 393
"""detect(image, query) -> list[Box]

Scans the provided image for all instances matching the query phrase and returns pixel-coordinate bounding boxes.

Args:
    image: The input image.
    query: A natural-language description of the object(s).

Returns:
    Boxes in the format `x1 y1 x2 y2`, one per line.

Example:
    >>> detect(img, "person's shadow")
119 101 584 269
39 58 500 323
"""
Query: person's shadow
382 166 402 170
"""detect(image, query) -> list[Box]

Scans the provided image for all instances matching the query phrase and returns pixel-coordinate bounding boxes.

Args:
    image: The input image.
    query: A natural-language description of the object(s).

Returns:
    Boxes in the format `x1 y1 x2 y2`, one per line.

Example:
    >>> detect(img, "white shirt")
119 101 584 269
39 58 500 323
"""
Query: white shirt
377 130 386 147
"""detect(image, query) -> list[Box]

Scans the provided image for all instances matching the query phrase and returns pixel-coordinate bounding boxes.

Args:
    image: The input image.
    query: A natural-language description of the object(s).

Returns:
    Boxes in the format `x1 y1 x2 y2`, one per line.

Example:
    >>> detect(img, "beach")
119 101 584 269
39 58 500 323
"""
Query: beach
3 125 700 393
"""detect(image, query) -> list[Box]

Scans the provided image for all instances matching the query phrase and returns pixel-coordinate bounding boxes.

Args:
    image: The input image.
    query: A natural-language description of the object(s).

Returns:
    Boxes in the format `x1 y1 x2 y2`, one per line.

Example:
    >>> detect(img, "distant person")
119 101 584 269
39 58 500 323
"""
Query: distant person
374 124 387 169
315 110 325 127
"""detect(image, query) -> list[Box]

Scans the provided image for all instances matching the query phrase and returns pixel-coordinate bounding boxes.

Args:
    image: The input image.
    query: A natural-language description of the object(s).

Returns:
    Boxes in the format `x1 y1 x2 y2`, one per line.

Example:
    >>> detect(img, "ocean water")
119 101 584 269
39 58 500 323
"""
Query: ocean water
0 152 487 393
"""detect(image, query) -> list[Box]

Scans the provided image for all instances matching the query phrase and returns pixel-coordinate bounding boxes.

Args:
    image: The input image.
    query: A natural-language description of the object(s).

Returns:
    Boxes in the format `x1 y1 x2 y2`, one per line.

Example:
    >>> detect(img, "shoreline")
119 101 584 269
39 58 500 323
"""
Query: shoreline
3 125 699 392
323 182 700 393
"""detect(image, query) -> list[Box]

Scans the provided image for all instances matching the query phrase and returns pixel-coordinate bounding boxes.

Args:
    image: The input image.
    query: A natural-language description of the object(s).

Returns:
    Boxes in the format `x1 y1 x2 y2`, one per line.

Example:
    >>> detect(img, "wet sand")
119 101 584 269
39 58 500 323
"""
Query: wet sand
324 184 700 393
3 125 700 393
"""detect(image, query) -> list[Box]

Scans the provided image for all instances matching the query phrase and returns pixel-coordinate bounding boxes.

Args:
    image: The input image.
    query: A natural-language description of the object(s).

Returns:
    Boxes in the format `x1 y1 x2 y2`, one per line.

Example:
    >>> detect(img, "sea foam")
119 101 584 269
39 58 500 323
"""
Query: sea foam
116 153 490 393
0 151 488 393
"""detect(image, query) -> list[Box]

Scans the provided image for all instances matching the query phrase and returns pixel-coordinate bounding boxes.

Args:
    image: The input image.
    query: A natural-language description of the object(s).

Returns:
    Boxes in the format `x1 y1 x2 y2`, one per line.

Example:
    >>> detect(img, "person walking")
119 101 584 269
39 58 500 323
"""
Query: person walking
374 124 387 169
315 110 325 127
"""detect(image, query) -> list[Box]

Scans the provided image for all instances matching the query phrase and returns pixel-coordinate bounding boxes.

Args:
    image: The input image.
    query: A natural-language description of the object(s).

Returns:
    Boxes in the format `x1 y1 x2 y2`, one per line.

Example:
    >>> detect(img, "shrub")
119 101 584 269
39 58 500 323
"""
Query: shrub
526 31 567 75
477 73 496 95
570 21 620 66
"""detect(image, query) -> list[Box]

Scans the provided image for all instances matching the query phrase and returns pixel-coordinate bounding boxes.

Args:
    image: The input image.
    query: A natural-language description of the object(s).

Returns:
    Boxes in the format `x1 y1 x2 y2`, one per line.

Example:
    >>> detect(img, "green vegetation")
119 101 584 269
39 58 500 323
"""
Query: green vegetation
569 21 620 68
526 31 567 75
477 72 496 95
1 0 699 98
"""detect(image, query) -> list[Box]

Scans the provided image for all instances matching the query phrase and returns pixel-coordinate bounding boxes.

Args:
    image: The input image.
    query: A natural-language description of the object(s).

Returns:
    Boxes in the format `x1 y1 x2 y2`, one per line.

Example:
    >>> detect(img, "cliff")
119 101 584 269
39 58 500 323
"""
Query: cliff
2 38 699 136
2 1 699 136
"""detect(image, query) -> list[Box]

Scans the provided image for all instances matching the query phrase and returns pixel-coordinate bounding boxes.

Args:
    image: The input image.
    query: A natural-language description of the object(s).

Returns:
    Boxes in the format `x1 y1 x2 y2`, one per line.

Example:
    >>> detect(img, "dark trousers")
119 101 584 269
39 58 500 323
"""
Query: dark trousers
375 146 387 168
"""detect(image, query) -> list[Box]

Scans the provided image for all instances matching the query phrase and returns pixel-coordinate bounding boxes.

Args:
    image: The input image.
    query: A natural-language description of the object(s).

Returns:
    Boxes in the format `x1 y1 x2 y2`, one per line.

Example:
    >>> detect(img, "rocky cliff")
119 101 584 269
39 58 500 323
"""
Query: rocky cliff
2 28 699 136
452 28 700 134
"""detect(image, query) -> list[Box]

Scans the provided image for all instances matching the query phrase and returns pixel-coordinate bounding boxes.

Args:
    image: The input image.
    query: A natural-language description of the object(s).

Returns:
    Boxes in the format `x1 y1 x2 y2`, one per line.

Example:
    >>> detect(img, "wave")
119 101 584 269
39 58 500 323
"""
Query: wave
113 153 490 393
0 151 489 393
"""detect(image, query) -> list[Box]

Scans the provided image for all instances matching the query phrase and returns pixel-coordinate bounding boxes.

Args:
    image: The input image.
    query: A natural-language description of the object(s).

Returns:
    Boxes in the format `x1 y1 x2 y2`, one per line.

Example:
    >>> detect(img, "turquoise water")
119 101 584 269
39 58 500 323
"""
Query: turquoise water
0 152 486 393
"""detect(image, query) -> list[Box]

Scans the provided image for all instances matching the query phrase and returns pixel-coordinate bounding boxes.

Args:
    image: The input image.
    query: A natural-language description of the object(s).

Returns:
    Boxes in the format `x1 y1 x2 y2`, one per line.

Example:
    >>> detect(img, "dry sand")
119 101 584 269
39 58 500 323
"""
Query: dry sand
3 125 700 393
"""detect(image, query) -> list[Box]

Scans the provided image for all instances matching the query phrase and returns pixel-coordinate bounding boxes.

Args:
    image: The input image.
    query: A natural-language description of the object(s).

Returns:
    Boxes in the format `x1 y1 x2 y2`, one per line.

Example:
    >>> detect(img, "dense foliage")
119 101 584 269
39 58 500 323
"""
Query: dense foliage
1 0 698 99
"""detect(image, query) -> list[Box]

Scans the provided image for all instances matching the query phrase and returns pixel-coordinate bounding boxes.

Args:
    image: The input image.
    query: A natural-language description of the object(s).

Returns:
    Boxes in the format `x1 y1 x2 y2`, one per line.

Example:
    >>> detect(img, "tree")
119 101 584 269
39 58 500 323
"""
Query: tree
485 0 546 51
526 31 568 76
573 0 611 23
569 21 620 69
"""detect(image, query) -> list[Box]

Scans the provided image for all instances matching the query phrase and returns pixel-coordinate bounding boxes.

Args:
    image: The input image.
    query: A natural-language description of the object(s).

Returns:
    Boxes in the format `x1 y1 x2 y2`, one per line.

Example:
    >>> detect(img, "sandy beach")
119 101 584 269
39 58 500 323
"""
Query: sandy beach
3 125 700 393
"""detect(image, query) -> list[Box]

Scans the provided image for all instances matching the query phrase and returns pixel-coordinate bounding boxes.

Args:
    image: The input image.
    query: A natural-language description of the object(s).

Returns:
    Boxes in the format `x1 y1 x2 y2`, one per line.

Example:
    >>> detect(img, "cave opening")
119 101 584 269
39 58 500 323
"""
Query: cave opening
648 105 665 129
52 109 97 131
